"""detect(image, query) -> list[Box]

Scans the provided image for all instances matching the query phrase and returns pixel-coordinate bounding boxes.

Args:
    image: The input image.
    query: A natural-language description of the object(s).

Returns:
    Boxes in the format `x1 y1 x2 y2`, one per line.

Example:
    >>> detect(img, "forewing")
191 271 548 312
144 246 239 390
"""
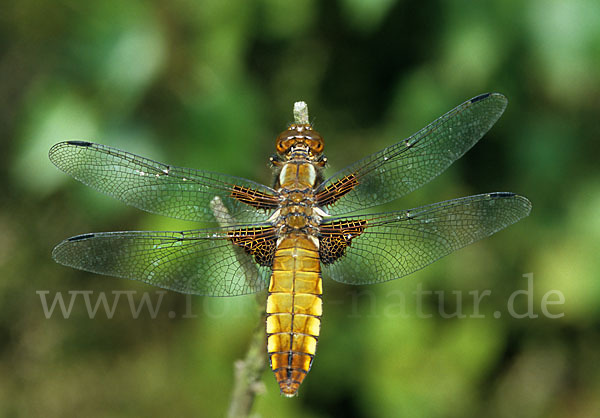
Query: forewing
320 193 532 285
49 141 278 224
316 93 508 215
52 227 277 296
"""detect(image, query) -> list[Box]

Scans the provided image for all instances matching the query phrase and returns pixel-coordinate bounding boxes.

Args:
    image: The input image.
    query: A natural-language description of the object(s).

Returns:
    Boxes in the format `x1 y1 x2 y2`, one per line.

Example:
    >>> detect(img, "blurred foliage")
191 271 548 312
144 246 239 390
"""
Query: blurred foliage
1 0 599 417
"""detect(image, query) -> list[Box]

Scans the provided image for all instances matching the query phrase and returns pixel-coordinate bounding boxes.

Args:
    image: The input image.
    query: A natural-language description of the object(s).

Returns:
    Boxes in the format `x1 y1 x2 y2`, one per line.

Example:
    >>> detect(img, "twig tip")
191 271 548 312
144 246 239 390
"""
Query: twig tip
293 101 309 124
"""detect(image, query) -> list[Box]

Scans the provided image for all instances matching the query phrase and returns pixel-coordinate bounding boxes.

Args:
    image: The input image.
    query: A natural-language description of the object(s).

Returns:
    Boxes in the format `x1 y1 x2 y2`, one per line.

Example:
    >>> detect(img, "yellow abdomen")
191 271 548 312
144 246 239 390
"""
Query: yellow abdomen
266 235 322 397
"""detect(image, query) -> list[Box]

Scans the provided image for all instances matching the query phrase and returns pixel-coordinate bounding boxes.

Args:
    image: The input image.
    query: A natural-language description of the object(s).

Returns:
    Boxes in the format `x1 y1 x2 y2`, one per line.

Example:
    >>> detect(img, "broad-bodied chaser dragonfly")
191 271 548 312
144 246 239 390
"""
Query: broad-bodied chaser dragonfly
50 93 531 396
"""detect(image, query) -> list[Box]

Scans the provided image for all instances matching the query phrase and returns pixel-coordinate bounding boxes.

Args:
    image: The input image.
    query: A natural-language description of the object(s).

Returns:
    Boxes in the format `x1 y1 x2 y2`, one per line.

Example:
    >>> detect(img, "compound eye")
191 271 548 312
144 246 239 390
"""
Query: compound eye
307 138 324 154
276 137 294 153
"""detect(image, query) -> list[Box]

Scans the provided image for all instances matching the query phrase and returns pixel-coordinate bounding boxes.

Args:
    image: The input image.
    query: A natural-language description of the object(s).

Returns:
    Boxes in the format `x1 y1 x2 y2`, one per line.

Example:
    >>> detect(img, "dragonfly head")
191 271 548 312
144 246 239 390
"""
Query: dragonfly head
276 123 324 157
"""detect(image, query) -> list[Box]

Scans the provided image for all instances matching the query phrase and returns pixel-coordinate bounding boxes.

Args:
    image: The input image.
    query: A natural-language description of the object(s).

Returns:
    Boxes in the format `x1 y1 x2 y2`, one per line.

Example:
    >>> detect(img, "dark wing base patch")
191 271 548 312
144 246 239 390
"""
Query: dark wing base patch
230 185 279 210
228 226 277 267
315 174 358 207
319 220 367 264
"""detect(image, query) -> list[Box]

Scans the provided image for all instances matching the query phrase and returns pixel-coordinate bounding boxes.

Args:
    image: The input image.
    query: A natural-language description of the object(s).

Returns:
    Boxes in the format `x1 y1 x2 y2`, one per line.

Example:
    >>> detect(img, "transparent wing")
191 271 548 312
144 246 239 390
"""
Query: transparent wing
49 141 278 224
317 93 508 215
321 193 532 285
52 228 274 296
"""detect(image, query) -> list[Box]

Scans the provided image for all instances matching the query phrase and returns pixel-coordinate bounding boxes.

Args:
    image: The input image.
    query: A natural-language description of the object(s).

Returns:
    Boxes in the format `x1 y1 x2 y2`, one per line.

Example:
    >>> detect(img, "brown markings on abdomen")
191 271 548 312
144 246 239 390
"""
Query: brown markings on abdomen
266 235 322 397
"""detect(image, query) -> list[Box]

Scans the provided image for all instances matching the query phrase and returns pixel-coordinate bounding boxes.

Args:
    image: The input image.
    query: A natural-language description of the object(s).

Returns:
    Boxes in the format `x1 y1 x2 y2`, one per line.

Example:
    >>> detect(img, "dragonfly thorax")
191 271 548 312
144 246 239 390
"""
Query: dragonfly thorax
271 136 326 240
272 171 322 236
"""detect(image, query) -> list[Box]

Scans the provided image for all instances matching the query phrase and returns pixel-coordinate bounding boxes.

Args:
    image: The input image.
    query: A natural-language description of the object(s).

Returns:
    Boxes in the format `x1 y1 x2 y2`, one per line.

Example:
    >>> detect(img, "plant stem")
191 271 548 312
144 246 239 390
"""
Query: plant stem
226 301 267 418
293 101 309 124
211 196 267 418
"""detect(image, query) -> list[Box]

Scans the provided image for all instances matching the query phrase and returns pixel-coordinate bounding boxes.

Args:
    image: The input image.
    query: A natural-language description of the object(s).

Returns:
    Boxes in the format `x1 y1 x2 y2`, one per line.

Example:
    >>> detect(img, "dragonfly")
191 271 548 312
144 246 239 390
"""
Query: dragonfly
49 93 531 397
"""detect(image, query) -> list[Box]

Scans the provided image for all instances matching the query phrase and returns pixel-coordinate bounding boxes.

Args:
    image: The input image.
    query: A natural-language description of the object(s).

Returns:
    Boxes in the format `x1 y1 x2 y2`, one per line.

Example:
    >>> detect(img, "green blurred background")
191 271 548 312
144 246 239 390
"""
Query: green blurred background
1 0 599 417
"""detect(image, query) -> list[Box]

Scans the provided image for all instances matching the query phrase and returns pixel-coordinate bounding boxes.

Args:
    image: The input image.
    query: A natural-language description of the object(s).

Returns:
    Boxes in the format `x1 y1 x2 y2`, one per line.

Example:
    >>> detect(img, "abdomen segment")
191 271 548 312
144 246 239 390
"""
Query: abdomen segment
266 235 322 397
